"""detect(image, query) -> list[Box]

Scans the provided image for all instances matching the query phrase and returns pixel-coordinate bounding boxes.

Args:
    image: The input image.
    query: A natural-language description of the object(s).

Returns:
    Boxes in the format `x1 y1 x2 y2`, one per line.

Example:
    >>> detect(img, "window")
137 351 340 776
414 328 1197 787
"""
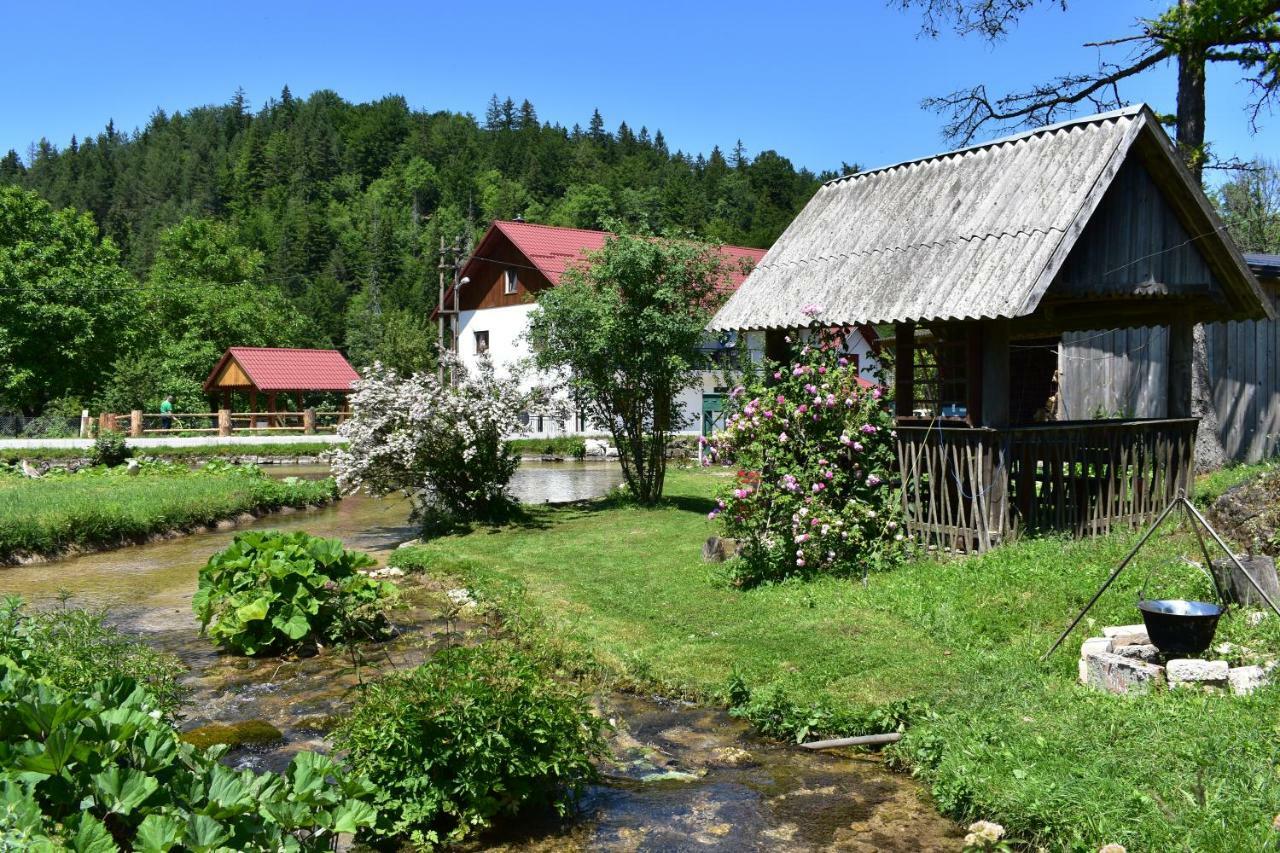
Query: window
535 415 544 433
474 330 489 354
504 269 518 295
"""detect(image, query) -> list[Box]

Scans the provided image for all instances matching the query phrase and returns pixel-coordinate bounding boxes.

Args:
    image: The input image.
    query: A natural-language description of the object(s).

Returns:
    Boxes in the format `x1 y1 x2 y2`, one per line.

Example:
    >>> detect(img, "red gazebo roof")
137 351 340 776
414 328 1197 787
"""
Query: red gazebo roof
203 347 359 393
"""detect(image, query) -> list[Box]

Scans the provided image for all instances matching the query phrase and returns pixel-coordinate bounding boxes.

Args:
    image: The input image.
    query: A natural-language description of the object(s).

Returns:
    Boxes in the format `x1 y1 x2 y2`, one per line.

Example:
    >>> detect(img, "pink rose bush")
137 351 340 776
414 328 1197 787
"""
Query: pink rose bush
707 330 906 585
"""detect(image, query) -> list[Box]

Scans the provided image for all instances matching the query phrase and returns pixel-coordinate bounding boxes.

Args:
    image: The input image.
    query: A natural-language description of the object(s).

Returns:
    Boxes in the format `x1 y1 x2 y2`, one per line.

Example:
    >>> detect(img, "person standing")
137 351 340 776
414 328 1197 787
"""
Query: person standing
160 395 174 430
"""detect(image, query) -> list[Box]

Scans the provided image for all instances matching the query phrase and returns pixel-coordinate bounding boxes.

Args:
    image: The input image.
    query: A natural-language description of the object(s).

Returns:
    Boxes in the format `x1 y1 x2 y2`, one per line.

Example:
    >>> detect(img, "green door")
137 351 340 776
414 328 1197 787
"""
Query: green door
701 393 727 438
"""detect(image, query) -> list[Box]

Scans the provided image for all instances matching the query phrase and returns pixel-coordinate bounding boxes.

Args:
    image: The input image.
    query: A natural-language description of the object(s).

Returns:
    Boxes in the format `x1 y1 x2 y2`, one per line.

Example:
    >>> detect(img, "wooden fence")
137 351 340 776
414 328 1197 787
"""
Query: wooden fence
98 409 346 437
895 418 1197 553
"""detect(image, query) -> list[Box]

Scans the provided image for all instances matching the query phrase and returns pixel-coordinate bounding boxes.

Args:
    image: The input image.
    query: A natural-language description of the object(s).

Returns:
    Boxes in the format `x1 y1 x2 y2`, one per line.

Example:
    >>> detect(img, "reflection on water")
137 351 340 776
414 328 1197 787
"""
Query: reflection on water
0 465 959 850
510 460 626 504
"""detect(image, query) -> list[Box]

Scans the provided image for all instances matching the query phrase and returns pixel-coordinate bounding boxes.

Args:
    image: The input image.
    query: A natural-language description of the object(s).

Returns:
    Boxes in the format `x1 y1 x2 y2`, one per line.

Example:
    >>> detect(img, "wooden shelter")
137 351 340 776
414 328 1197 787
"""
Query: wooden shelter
203 347 359 425
710 105 1273 552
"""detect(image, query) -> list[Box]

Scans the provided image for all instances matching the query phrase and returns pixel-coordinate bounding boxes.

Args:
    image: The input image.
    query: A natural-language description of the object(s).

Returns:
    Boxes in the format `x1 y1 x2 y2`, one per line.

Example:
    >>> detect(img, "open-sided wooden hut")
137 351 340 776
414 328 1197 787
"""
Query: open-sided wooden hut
710 105 1273 552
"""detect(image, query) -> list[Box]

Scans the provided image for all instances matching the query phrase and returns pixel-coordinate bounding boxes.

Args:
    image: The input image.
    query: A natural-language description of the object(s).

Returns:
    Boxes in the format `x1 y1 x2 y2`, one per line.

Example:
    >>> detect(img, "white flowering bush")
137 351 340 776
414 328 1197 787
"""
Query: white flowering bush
329 353 546 529
707 327 906 586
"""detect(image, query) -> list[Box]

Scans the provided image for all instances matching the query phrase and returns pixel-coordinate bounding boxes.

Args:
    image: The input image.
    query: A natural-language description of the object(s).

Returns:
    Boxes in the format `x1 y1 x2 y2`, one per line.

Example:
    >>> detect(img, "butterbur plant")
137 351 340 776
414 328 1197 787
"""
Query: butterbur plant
193 530 394 656
708 328 906 585
329 352 553 530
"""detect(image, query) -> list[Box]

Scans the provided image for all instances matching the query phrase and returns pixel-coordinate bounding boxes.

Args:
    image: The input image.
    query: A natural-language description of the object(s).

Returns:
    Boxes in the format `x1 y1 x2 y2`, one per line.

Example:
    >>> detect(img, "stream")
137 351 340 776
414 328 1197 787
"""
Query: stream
1 462 960 851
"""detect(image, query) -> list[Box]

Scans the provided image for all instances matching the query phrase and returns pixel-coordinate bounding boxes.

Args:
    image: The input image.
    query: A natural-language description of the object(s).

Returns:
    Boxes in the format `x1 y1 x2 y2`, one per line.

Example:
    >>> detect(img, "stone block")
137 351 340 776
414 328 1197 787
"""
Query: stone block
1078 658 1089 685
1080 637 1113 657
1103 624 1150 648
1227 665 1269 696
1114 644 1161 663
1083 652 1165 695
1166 658 1229 686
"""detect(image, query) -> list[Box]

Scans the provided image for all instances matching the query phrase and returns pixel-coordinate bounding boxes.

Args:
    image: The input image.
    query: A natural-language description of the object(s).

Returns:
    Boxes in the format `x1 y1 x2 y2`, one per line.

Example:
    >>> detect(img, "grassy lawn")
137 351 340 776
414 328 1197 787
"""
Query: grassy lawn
0 441 345 463
393 466 1280 851
0 468 336 562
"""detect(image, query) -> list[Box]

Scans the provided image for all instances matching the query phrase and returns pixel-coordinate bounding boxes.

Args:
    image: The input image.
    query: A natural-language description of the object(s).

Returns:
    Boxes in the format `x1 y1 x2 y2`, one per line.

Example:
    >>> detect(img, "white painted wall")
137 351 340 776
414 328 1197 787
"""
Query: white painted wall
456 307 881 438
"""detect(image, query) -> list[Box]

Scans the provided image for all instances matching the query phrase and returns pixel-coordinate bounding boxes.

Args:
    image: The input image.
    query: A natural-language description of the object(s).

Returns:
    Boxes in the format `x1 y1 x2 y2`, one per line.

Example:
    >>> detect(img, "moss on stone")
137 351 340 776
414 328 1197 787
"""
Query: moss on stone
181 719 284 750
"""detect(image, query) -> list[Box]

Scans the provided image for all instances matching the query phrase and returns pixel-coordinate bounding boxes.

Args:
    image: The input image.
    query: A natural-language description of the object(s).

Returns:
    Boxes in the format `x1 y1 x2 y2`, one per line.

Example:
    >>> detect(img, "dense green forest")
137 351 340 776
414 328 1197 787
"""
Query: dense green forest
0 88 837 415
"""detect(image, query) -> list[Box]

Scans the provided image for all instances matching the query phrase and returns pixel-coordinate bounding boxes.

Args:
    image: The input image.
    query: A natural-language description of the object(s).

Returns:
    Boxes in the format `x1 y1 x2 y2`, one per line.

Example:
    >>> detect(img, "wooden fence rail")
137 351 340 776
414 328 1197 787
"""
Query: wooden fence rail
895 418 1197 553
98 408 347 438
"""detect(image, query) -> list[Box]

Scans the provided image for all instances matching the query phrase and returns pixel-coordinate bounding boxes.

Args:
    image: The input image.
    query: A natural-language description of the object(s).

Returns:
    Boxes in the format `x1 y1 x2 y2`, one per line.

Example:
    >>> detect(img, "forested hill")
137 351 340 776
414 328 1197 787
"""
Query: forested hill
2 87 831 333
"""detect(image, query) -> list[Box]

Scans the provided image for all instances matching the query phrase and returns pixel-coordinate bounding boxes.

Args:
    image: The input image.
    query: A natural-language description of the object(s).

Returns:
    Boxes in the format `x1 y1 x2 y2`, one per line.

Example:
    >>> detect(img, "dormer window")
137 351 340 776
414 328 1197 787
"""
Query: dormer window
504 269 518 295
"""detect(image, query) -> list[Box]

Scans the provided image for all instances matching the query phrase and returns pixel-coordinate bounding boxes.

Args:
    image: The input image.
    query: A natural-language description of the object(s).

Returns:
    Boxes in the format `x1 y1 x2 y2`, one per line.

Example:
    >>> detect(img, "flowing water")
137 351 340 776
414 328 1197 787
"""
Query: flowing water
0 463 959 851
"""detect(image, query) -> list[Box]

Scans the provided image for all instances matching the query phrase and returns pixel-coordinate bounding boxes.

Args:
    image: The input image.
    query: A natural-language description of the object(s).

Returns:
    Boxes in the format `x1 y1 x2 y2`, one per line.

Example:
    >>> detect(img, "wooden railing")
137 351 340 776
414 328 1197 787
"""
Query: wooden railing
895 418 1197 553
98 409 347 437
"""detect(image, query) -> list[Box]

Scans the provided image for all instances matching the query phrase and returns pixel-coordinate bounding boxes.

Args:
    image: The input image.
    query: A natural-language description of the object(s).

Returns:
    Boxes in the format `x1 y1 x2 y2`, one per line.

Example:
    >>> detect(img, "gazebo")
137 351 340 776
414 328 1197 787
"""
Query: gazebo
710 105 1272 552
204 347 359 431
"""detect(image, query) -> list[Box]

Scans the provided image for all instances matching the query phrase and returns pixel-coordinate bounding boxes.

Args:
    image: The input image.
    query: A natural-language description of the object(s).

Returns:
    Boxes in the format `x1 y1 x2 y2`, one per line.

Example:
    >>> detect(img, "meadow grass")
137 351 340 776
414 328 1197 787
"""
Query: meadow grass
392 466 1280 851
0 470 336 562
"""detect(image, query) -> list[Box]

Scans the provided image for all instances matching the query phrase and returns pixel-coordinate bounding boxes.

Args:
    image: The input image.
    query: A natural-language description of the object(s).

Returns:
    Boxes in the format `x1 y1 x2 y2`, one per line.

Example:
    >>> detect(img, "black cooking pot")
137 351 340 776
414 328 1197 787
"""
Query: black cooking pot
1137 599 1224 655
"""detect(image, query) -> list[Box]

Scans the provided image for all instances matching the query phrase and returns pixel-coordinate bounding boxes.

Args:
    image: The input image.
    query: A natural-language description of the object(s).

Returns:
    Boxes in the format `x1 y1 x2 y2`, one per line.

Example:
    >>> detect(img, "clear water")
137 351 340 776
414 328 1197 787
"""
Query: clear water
0 468 959 851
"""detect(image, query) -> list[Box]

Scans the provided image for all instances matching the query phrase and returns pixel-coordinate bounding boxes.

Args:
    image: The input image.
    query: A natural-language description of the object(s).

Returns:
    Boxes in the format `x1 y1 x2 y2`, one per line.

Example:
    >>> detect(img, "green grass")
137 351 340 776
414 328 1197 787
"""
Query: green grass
0 441 345 463
0 469 337 562
1196 455 1280 506
391 467 1280 851
506 436 601 457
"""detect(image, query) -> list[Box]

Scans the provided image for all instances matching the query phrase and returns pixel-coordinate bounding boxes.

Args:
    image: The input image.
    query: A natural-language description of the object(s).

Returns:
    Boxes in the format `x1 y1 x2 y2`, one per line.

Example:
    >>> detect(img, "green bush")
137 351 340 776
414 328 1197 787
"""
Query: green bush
193 531 395 656
331 642 606 848
89 429 132 467
0 659 376 850
0 597 187 717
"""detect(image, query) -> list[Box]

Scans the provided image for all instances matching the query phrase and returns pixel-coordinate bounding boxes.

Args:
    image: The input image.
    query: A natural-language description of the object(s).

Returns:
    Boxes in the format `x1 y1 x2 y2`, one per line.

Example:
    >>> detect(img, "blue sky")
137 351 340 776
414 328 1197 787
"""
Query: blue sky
4 0 1276 184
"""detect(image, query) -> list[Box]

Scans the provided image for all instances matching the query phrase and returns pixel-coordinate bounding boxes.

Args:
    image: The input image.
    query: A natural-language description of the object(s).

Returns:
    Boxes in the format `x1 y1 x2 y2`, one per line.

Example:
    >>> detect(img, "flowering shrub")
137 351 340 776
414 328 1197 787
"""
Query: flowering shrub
329 353 549 528
707 329 906 585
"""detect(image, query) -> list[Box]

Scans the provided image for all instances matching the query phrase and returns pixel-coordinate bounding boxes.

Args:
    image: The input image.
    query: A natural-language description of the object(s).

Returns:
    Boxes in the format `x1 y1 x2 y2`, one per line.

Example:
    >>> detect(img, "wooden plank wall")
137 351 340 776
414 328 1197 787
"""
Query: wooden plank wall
1059 291 1280 463
1059 328 1168 420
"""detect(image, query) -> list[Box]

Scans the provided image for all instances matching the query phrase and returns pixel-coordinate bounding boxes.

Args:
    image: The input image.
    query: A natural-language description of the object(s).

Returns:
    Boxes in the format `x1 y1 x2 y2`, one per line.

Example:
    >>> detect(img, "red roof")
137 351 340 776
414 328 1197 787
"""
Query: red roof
462 220 768 293
203 347 360 393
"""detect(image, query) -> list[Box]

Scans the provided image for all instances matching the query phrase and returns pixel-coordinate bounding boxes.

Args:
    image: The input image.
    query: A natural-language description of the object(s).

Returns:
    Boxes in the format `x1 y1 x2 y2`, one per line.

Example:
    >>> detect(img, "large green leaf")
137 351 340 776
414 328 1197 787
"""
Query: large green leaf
66 814 117 853
183 813 233 852
134 813 184 853
234 596 271 623
272 605 311 641
91 766 159 815
327 797 378 834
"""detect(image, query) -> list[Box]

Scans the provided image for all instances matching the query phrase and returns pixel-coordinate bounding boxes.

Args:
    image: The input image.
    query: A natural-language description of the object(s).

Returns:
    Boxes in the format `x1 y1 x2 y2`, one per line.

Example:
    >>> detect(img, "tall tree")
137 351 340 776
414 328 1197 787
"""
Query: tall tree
902 0 1280 468
1217 159 1280 252
528 232 735 504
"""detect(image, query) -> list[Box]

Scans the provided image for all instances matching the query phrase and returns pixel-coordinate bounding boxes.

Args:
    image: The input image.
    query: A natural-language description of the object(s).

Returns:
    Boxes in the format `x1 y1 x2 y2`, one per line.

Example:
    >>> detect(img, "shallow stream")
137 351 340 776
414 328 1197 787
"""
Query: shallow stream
1 462 959 850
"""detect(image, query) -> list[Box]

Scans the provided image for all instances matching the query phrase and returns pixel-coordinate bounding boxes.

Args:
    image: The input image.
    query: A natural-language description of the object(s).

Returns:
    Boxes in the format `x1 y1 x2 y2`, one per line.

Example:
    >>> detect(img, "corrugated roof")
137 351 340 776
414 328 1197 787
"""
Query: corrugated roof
465 220 767 292
203 347 359 393
1246 252 1280 280
710 105 1267 331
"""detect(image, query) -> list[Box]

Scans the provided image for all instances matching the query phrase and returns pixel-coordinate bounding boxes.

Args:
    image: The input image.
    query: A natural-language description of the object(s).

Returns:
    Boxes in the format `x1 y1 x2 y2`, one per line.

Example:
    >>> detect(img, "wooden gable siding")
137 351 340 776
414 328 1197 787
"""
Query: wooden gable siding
212 359 253 389
1058 286 1280 462
458 236 554 311
1050 157 1221 301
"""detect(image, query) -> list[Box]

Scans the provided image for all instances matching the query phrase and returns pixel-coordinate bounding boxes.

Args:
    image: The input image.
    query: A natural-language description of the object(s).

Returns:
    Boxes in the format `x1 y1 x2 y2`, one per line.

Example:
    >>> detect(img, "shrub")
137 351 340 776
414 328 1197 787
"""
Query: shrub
193 531 395 656
329 353 552 530
89 429 132 467
707 327 906 585
0 660 376 850
331 642 606 847
0 596 187 717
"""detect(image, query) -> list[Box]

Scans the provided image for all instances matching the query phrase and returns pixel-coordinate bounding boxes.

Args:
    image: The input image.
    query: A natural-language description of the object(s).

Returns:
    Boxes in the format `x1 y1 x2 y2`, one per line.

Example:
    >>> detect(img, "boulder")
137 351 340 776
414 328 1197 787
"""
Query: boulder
702 536 739 563
1114 644 1162 663
124 459 140 476
1082 651 1165 695
605 446 620 459
1227 665 1269 696
1211 555 1280 608
1166 658 1229 687
583 439 608 457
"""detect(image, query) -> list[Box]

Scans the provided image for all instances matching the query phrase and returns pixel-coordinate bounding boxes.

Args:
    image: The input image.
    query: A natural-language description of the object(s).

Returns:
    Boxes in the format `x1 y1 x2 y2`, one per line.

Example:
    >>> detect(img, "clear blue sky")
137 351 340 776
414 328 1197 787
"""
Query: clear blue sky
4 0 1276 184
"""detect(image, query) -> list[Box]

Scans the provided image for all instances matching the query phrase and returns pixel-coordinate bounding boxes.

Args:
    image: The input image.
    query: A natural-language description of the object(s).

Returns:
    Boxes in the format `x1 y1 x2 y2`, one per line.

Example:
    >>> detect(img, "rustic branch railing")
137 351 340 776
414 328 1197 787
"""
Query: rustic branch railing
895 418 1197 553
99 408 347 437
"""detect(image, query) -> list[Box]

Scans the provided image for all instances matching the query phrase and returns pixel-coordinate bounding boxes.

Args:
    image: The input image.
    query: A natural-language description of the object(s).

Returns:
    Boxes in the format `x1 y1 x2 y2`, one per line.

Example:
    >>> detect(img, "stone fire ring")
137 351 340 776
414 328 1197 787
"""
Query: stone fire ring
1079 624 1275 695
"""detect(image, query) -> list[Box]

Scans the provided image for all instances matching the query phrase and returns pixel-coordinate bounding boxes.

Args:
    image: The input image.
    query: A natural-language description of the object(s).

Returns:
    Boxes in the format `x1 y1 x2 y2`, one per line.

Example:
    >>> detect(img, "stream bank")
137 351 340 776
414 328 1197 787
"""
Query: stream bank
4 465 959 850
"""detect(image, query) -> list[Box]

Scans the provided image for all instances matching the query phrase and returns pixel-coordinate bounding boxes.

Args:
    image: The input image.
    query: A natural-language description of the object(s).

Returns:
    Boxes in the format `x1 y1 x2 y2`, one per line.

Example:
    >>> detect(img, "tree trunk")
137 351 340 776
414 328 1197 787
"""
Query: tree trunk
1174 10 1228 470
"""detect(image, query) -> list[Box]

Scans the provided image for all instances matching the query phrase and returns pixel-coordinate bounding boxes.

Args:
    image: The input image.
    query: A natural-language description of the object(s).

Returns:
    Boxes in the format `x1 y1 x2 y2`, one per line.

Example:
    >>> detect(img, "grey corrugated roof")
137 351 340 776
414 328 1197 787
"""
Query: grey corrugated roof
709 105 1263 330
1246 252 1280 279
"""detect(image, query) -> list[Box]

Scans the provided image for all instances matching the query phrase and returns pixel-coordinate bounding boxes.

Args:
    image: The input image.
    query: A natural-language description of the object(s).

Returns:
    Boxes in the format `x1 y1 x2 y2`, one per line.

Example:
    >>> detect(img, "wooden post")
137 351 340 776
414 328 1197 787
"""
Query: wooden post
218 409 232 437
979 318 1011 546
894 322 916 420
1168 319 1194 419
979 319 1011 427
130 410 143 437
249 389 258 427
303 408 316 435
267 392 277 429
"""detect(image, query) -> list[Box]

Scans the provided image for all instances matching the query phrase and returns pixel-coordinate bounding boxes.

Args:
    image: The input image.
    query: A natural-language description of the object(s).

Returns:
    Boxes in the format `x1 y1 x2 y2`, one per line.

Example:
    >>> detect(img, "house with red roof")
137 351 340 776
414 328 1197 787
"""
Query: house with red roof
438 220 880 436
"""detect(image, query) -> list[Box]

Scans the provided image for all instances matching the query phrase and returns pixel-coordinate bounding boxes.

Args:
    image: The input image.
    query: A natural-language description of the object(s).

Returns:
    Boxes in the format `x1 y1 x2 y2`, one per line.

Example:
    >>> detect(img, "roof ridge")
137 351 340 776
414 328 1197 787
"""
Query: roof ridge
824 104 1147 188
